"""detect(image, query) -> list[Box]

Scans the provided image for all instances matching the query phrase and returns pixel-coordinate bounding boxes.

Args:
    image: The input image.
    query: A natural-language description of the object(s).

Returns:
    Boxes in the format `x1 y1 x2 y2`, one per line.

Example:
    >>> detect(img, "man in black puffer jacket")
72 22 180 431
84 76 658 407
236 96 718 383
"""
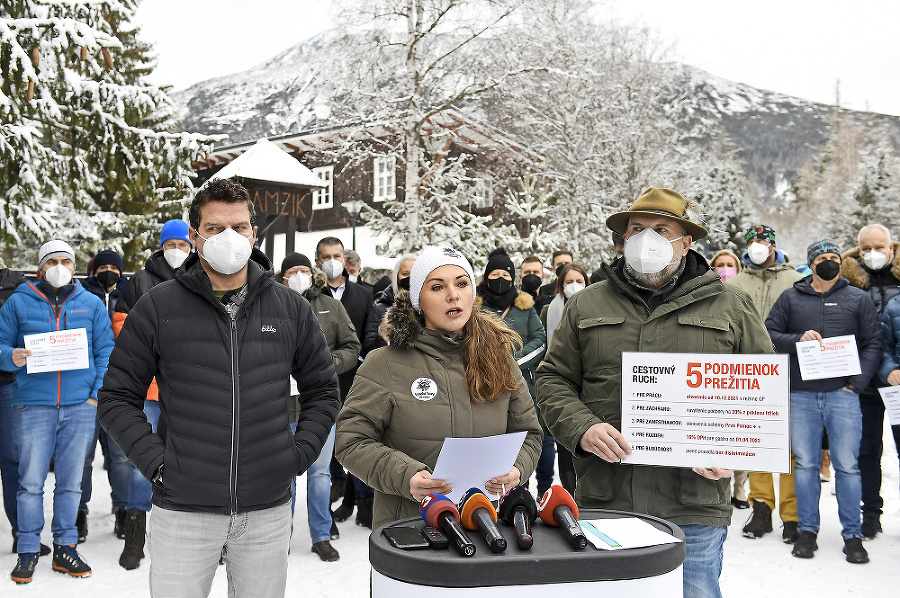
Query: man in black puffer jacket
765 239 881 565
98 179 340 598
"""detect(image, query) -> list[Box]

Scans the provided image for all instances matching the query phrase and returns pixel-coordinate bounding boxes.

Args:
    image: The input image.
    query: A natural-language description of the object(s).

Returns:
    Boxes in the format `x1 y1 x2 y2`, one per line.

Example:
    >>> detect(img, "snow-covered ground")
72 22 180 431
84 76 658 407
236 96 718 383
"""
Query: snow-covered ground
1 424 896 596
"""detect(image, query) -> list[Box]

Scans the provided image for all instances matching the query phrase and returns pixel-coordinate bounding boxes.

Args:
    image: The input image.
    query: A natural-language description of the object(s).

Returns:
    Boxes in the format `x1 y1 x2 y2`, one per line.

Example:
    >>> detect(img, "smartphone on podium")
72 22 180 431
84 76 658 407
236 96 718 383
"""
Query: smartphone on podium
382 525 430 550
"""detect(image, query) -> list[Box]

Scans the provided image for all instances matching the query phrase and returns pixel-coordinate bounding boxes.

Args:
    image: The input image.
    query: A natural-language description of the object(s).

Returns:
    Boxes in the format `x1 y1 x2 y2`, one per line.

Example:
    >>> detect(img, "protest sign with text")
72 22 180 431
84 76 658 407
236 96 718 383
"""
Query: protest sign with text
621 352 790 473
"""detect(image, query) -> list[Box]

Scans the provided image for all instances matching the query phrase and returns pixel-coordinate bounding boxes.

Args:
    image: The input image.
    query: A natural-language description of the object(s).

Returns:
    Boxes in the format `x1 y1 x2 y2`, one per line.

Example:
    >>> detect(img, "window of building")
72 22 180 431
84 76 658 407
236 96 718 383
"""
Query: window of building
312 165 334 210
373 156 396 202
472 175 493 209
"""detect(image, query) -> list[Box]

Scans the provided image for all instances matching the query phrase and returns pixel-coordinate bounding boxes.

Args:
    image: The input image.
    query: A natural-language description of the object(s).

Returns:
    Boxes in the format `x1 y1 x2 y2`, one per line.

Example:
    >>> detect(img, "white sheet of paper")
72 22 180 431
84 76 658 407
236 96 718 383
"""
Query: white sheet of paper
430 432 527 503
24 328 89 374
581 517 681 551
796 335 862 380
878 386 900 426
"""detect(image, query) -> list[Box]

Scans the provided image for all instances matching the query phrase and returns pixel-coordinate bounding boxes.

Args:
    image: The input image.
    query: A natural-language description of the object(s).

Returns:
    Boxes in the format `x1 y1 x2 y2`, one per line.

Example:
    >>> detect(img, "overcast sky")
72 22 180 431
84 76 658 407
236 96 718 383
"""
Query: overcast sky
135 0 900 117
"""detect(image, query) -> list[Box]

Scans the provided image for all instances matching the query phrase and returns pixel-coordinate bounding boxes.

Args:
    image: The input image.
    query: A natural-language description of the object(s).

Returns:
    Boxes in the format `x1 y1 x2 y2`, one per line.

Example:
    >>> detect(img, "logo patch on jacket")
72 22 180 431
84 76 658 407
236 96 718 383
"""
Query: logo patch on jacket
410 377 438 401
261 325 277 333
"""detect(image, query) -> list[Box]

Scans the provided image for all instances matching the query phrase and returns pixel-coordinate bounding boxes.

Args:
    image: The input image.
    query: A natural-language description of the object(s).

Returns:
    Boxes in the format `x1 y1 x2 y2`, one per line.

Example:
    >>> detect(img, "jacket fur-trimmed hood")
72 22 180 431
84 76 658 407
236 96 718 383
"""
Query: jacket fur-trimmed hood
840 241 900 290
474 290 534 312
381 289 422 350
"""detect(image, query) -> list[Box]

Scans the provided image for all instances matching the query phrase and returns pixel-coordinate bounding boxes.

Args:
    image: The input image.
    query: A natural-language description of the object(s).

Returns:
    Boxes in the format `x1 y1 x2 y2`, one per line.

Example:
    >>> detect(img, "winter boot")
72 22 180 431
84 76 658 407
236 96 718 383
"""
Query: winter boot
311 540 340 562
820 450 831 482
10 553 38 584
782 521 800 544
791 531 817 558
861 512 882 539
333 478 356 522
113 506 127 539
118 511 146 570
76 508 88 544
742 500 773 538
355 496 373 529
843 537 869 564
52 544 92 577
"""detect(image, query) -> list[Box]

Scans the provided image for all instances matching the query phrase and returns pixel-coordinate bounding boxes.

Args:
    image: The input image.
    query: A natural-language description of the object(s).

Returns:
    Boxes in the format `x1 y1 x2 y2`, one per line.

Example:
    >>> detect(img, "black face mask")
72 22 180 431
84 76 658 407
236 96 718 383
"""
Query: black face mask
486 277 513 296
521 274 542 293
555 264 568 278
96 270 120 289
814 260 841 281
398 276 410 291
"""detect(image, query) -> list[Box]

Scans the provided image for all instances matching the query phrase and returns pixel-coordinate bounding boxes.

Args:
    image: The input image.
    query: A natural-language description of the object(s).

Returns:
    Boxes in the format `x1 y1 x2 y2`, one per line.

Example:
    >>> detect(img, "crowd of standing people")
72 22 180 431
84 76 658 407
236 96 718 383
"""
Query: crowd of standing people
0 180 897 598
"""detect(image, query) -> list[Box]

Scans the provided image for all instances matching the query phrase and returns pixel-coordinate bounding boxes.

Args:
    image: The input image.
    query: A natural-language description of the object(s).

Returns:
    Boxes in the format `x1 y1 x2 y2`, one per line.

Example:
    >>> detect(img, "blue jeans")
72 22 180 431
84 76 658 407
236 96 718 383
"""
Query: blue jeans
681 524 727 598
13 401 96 552
536 434 556 497
0 381 18 535
81 417 131 511
149 502 291 598
126 400 161 512
791 389 863 539
290 423 335 543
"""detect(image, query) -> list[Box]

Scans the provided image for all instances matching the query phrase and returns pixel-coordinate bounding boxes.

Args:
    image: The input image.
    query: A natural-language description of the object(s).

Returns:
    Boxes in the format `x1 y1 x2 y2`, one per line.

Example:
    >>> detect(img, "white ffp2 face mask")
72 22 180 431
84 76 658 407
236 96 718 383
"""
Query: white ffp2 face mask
624 229 682 274
747 243 771 266
44 264 73 288
863 250 888 271
288 273 312 294
197 228 254 275
163 248 190 270
322 258 344 279
563 282 584 299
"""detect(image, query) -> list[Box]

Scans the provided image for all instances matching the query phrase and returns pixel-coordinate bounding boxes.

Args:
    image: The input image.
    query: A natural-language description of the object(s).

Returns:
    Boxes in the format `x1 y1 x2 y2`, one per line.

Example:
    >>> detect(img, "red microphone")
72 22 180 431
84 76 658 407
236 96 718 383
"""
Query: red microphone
538 485 587 550
419 493 475 557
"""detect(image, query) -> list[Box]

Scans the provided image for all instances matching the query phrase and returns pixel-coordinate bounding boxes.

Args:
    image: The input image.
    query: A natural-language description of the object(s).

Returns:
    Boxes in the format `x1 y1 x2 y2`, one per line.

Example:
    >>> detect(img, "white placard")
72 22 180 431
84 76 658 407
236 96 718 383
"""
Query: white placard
620 352 791 473
795 335 861 381
430 432 526 503
877 386 900 427
24 328 89 374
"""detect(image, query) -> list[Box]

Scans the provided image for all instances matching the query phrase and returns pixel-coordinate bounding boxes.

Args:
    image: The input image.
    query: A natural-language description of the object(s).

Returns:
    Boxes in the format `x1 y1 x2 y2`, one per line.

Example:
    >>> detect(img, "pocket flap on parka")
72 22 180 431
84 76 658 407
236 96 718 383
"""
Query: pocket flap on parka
578 316 625 330
676 315 729 331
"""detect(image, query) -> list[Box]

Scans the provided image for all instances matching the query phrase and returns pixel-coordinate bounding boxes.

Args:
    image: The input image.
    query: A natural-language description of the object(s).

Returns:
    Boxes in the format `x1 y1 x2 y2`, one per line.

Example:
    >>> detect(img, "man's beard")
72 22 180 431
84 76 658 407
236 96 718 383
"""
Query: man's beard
625 258 683 290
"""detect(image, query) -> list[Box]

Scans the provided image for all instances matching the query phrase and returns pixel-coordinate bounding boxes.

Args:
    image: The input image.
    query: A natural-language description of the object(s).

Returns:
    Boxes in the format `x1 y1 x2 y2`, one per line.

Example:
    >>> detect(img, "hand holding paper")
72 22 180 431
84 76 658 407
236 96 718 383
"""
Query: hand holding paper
430 432 526 503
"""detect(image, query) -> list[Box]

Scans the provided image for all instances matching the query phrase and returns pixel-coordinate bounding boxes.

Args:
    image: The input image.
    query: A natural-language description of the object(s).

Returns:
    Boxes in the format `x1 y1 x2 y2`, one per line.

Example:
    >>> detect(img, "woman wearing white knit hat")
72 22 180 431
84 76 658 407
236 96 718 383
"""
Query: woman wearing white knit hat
335 246 543 529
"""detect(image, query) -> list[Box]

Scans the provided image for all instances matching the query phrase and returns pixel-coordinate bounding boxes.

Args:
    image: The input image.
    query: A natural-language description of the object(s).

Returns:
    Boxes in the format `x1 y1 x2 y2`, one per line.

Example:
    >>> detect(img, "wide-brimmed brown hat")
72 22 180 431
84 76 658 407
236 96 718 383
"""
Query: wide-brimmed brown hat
606 187 707 241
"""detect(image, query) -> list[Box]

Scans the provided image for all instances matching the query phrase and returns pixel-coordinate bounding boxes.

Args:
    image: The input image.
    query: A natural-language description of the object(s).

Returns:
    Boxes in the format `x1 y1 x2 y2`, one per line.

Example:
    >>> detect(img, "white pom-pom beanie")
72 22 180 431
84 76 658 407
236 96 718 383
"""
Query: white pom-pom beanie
409 246 477 311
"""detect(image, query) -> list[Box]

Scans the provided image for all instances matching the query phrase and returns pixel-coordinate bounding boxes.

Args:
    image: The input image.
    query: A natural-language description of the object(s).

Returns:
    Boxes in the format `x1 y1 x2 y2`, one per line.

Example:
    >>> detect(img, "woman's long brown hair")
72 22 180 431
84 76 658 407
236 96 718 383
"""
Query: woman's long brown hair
460 309 522 403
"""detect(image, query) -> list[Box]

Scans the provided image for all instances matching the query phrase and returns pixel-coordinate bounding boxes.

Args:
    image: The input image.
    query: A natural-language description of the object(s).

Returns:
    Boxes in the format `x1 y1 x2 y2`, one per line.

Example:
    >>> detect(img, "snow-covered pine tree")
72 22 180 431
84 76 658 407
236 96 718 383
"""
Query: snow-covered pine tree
661 141 755 257
829 134 900 250
1 0 220 269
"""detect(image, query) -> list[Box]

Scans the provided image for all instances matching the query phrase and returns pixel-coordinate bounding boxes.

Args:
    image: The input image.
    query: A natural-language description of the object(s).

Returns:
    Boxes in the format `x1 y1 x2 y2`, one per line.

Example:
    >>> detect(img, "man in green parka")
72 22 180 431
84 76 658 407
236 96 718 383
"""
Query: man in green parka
535 188 773 598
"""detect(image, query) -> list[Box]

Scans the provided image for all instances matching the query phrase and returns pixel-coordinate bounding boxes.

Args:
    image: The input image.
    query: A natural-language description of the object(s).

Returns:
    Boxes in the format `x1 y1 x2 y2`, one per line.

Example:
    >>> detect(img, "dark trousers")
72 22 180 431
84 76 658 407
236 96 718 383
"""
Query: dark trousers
859 391 900 514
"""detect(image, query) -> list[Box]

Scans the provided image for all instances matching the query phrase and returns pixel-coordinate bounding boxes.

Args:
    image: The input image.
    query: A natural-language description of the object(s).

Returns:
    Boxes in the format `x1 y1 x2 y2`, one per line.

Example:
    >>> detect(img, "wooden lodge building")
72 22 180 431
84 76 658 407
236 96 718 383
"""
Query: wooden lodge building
192 109 540 265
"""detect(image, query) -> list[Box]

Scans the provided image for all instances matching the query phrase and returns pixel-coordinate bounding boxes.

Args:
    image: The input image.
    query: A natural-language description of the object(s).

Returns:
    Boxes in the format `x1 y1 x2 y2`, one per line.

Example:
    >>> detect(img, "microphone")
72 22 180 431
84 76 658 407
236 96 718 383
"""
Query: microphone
419 493 476 557
458 488 507 553
498 485 538 550
538 485 587 550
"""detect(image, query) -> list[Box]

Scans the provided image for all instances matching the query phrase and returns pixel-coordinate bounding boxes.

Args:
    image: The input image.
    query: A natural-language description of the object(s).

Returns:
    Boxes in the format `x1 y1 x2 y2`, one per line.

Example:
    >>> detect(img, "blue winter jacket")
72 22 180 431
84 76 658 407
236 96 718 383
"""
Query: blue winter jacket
765 276 881 393
879 295 900 384
0 280 115 405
